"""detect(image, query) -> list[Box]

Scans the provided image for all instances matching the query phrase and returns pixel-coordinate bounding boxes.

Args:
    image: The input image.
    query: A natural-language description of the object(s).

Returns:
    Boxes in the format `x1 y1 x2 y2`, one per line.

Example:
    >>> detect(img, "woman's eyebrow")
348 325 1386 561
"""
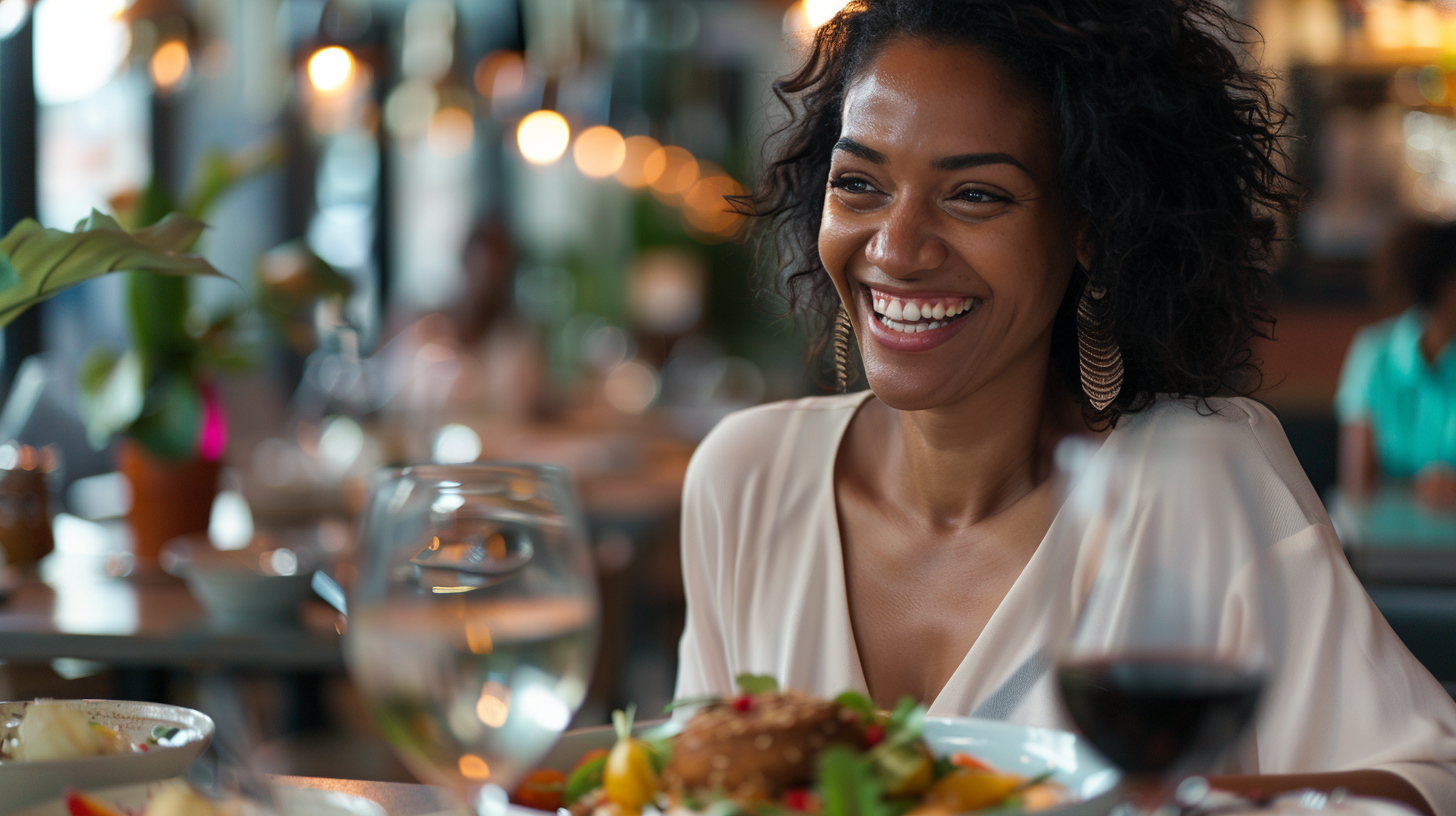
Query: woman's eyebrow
930 152 1032 176
833 138 887 163
834 138 1033 179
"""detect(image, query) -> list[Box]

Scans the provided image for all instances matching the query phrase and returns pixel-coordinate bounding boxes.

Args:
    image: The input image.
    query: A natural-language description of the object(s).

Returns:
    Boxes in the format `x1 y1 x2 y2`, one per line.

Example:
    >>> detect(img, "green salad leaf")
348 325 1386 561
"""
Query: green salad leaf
735 674 779 694
817 747 888 816
564 754 606 805
832 691 875 723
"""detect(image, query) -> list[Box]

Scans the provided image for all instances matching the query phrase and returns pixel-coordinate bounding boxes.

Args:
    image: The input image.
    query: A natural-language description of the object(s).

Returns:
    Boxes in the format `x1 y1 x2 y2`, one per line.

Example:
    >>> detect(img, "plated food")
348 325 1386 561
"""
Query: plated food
515 678 1113 816
11 781 387 816
0 699 187 761
0 700 214 813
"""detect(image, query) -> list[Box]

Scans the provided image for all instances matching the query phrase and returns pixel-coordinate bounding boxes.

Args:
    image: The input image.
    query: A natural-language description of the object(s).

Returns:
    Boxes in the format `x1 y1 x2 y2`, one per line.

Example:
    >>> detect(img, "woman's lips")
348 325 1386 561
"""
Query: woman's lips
860 285 980 352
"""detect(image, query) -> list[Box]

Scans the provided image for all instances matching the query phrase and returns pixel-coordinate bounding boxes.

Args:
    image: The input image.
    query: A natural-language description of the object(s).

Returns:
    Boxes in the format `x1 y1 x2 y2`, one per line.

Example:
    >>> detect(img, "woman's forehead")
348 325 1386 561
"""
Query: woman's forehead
839 39 1053 168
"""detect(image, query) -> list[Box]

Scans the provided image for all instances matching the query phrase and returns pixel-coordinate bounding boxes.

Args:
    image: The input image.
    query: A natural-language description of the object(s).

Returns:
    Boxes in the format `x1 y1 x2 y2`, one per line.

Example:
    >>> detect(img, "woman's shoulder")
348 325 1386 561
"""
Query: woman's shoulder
1112 396 1331 534
685 391 868 493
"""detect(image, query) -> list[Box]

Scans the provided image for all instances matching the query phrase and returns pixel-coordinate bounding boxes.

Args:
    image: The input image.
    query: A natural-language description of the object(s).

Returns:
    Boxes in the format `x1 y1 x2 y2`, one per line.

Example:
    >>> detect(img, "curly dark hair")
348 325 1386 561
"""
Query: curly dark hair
745 0 1302 426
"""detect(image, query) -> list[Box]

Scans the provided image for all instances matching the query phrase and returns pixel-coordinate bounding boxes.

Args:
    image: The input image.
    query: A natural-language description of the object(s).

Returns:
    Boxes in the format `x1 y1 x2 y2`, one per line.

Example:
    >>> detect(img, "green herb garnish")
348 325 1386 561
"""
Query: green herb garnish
563 754 606 805
735 674 779 694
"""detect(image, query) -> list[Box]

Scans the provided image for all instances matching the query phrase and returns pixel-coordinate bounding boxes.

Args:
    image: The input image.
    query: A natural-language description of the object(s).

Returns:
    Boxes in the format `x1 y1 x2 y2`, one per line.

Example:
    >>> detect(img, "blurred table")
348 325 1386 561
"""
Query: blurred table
275 775 459 816
0 575 341 671
1329 487 1456 585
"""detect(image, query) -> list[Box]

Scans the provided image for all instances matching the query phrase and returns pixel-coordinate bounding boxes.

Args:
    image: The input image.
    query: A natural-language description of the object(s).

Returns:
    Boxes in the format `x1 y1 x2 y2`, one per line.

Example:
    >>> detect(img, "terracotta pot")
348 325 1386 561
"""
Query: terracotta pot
117 439 221 566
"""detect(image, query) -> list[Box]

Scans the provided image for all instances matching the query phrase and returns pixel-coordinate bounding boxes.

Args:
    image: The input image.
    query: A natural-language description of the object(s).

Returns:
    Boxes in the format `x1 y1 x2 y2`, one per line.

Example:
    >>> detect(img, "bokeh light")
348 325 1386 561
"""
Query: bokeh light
150 40 190 90
604 361 660 414
0 0 29 39
33 0 130 105
308 46 356 94
517 110 570 165
805 0 850 27
648 146 699 202
684 174 748 240
427 107 474 157
474 50 526 99
574 126 627 179
459 754 491 780
615 135 664 188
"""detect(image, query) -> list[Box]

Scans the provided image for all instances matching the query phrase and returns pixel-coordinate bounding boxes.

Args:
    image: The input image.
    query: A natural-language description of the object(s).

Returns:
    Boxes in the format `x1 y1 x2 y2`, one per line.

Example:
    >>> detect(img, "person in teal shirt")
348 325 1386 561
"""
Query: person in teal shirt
1336 220 1456 506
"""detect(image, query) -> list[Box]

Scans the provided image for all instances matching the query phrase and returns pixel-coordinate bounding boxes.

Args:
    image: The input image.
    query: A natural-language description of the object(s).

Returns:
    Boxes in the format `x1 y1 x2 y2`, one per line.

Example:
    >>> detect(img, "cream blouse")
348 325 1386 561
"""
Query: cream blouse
675 392 1456 813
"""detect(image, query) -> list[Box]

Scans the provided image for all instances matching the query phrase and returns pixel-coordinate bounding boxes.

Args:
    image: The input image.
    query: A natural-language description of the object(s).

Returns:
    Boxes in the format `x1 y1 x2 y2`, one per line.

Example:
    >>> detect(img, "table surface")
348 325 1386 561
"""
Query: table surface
275 775 462 816
0 572 343 671
1329 488 1456 585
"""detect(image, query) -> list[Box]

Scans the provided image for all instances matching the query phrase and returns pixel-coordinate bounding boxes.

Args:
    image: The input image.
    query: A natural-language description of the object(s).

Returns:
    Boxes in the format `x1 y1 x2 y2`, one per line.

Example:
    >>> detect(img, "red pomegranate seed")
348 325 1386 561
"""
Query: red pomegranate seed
784 789 816 811
864 723 884 747
732 694 753 712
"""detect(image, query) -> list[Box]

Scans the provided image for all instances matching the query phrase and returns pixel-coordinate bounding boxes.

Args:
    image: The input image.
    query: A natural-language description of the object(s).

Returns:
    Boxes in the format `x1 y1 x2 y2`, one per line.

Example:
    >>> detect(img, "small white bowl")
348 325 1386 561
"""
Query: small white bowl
163 535 319 627
0 699 214 813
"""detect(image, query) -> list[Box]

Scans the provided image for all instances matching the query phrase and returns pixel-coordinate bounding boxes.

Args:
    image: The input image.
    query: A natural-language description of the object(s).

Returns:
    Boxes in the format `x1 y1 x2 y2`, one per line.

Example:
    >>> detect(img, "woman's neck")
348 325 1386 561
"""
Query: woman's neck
859 354 1071 530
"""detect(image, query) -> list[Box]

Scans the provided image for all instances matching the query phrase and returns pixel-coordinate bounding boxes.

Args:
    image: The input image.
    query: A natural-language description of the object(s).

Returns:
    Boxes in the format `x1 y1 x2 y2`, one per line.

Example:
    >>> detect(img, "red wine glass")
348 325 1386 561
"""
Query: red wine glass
1054 430 1279 812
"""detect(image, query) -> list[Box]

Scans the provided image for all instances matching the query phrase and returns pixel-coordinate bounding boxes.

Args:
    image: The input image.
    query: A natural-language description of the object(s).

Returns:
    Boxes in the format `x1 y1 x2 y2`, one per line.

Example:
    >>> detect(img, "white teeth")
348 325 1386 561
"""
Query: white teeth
869 295 977 329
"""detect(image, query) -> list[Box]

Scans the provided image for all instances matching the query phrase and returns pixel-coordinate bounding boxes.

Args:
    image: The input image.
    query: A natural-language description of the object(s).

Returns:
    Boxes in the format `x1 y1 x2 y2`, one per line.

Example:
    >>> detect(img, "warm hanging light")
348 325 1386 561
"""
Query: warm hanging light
616 135 663 188
573 126 627 178
308 46 355 93
517 110 570 165
804 0 849 27
649 146 699 201
150 40 190 90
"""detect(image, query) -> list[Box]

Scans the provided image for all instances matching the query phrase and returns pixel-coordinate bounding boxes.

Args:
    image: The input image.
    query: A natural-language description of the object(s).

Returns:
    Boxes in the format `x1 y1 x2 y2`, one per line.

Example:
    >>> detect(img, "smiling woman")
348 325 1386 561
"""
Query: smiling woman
675 2 1456 816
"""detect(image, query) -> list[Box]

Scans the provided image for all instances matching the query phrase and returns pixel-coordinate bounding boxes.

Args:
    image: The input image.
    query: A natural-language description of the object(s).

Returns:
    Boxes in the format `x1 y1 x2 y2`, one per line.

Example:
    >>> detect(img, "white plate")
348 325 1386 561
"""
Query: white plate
536 715 1121 816
0 700 214 814
10 781 389 816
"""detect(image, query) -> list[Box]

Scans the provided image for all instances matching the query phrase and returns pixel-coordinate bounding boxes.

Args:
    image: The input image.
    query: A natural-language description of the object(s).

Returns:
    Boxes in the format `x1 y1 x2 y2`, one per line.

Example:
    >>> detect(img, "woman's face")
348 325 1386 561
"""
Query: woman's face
819 39 1081 411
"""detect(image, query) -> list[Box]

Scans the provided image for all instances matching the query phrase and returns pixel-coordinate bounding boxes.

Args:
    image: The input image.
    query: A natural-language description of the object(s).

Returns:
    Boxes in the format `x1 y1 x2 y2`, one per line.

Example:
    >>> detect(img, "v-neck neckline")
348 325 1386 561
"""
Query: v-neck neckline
821 390 1097 714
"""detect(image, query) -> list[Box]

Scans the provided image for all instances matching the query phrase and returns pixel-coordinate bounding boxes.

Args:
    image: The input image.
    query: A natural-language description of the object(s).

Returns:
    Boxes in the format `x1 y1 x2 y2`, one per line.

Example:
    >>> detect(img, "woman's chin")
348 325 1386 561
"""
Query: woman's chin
860 365 970 412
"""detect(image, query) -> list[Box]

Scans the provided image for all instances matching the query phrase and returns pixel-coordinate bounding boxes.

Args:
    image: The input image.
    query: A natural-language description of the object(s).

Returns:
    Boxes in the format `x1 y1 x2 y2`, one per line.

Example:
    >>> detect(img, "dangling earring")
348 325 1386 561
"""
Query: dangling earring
1077 282 1123 411
834 306 853 393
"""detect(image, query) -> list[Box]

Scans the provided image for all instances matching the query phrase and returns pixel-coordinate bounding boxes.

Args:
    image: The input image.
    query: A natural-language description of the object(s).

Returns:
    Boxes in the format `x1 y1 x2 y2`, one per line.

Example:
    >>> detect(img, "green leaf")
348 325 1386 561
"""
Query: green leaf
0 250 18 292
833 691 875 723
817 746 886 816
563 755 606 805
734 674 778 694
77 349 144 451
127 271 193 375
883 698 924 745
184 141 282 219
644 736 673 775
0 211 225 329
126 373 203 462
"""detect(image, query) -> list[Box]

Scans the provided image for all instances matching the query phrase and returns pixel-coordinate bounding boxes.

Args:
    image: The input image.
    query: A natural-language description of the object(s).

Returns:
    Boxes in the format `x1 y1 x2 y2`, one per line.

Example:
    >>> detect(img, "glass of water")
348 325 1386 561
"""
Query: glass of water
346 463 599 814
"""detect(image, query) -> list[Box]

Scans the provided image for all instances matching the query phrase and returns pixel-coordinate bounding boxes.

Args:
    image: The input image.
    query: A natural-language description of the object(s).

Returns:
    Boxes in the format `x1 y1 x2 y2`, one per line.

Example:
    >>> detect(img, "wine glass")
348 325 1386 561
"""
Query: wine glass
1054 429 1280 811
345 463 599 815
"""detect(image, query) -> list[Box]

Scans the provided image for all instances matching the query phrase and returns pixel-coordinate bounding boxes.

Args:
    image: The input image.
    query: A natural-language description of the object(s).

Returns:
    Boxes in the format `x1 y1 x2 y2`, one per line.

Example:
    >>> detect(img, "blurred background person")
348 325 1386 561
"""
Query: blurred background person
1337 219 1456 507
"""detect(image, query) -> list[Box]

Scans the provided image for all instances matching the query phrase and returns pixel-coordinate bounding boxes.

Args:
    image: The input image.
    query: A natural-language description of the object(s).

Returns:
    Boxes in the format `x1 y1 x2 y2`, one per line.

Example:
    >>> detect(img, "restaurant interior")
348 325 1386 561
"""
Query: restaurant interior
1 0 1456 810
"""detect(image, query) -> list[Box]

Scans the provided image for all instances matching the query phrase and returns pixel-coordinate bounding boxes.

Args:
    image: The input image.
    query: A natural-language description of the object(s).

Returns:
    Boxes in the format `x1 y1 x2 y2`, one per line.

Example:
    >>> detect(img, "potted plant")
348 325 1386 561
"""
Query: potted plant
0 155 244 568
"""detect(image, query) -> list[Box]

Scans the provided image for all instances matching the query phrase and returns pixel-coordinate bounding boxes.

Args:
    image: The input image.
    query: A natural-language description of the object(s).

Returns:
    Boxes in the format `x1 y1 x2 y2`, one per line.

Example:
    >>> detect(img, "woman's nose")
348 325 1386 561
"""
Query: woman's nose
863 197 947 278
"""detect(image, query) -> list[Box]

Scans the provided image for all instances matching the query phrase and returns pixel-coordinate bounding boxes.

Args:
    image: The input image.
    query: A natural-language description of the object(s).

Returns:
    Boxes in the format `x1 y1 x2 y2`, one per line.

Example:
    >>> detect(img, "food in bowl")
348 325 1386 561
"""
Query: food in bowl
66 784 230 816
514 677 1067 816
0 699 187 761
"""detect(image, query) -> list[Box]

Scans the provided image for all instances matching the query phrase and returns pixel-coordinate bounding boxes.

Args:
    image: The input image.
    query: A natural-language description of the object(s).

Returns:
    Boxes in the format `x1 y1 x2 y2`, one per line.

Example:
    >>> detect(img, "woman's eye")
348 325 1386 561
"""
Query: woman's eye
829 176 876 195
954 188 1004 204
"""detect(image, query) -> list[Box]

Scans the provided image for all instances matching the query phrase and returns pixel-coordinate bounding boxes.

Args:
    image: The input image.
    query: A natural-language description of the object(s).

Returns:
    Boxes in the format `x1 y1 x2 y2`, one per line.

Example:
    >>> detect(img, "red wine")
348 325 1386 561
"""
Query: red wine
1057 658 1263 779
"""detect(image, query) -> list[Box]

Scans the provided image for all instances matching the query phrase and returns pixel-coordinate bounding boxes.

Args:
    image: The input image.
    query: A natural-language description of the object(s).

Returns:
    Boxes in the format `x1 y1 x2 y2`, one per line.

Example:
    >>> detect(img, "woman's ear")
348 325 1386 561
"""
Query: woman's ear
1073 219 1094 272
